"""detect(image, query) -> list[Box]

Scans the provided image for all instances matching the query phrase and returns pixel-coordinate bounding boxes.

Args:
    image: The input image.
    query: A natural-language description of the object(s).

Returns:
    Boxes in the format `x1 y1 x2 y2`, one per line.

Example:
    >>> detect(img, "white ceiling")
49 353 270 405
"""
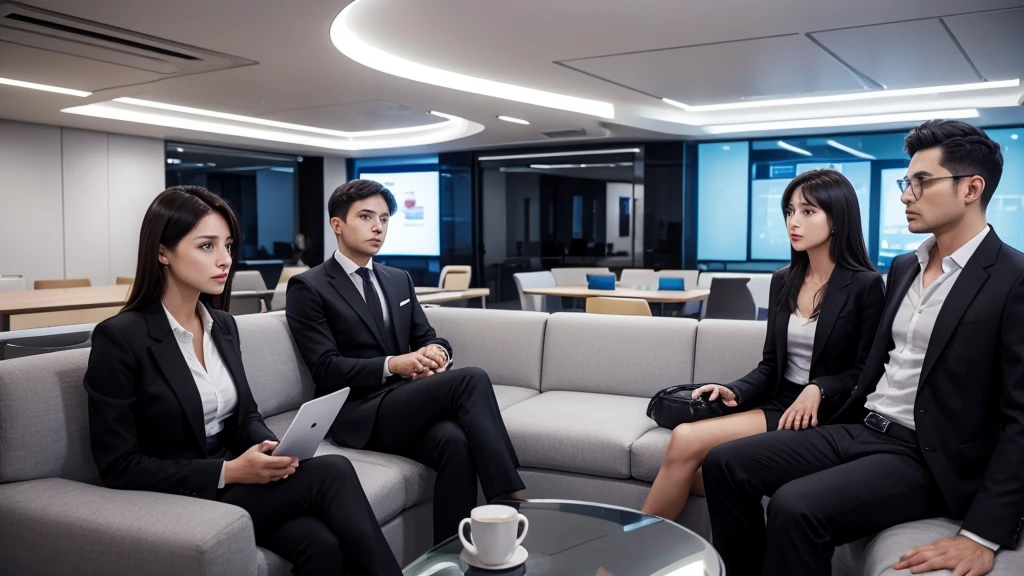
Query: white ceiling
1 0 1023 157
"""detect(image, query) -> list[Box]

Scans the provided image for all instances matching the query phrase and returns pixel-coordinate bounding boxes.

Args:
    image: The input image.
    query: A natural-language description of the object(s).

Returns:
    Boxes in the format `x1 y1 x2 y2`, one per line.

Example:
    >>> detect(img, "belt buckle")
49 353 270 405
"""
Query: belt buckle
865 412 891 433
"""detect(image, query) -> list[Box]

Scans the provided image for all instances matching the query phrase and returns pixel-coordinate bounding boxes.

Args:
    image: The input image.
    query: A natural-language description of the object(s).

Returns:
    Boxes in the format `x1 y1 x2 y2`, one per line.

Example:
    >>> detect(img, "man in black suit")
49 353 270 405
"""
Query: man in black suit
286 179 525 543
703 120 1024 576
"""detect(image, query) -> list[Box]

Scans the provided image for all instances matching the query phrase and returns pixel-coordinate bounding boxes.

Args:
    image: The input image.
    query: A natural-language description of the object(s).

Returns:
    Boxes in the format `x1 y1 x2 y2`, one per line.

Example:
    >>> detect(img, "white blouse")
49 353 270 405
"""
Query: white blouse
783 312 817 385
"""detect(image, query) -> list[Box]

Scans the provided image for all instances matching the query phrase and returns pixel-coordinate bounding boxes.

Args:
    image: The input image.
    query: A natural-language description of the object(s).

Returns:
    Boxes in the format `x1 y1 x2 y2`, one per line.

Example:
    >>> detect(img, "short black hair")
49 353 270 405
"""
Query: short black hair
904 120 1004 207
327 179 397 221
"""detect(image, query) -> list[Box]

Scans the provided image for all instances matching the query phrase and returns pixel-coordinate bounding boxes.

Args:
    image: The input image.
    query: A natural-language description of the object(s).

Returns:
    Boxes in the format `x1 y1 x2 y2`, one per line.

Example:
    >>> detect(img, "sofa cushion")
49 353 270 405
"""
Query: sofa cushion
424 307 548 391
630 428 671 482
839 517 1024 576
540 313 697 397
500 392 658 478
693 319 767 384
494 384 539 410
0 348 98 484
264 410 434 518
235 312 314 417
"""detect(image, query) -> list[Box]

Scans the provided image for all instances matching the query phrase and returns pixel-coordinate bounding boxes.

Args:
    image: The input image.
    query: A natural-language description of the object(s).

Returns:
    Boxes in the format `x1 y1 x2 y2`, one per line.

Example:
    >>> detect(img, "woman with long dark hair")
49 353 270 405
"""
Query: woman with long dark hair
642 169 885 520
84 186 402 575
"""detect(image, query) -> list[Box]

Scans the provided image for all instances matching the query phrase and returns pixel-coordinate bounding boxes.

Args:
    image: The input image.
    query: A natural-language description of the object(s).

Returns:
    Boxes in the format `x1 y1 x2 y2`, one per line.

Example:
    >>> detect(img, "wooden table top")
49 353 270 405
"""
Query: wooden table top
0 284 131 315
523 285 710 303
414 287 445 295
417 288 490 304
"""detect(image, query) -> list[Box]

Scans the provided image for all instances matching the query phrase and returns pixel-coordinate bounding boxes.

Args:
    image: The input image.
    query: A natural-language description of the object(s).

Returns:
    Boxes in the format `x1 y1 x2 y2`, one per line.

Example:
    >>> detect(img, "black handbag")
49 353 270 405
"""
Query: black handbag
646 383 742 429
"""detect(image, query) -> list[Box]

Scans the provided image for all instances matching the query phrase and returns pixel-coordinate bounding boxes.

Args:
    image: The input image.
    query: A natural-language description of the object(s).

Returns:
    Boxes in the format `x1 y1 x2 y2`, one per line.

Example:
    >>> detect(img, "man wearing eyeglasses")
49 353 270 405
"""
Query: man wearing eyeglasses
702 119 1024 576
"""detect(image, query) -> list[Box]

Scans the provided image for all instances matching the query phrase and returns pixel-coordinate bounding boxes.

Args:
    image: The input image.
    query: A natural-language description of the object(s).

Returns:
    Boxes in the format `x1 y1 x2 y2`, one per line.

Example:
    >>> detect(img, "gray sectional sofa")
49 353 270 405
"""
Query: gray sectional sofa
1 307 1020 575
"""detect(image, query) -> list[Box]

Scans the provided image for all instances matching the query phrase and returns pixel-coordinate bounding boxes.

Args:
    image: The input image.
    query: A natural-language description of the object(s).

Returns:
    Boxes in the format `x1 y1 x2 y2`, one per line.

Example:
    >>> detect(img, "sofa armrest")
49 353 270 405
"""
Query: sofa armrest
0 478 257 576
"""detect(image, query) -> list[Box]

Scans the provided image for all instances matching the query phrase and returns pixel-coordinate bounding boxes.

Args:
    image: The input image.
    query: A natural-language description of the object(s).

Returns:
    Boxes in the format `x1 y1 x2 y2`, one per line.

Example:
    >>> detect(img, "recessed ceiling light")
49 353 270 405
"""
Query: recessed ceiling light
166 158 181 164
663 79 1019 112
826 139 876 160
478 148 640 161
777 141 813 156
62 98 485 150
704 109 980 134
176 147 184 153
1013 134 1019 140
0 76 92 97
205 162 216 167
330 1 614 118
497 116 530 125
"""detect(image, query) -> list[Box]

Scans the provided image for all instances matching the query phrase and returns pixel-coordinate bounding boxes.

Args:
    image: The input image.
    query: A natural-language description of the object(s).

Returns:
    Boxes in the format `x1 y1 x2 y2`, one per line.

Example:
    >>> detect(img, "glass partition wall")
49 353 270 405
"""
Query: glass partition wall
478 149 642 305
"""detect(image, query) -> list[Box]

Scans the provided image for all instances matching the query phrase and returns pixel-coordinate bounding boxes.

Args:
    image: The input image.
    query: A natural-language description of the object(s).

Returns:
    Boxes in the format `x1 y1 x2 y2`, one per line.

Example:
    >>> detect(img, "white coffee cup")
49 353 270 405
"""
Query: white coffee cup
458 504 529 566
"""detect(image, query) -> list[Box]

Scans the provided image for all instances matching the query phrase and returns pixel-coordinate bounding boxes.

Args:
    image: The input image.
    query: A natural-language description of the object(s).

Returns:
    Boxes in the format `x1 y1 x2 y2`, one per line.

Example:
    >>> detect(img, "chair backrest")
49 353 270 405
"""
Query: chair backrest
229 292 265 316
439 265 472 290
34 278 91 290
704 277 757 320
0 275 26 293
231 270 267 292
513 271 558 312
1 332 92 361
585 297 652 317
550 267 611 286
697 272 773 310
277 266 309 286
618 269 658 289
425 307 549 390
541 312 697 397
115 276 134 286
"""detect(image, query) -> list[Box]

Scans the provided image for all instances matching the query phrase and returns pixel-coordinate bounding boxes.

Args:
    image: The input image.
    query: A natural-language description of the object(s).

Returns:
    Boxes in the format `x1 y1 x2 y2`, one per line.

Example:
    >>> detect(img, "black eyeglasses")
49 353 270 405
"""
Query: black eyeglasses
897 174 975 200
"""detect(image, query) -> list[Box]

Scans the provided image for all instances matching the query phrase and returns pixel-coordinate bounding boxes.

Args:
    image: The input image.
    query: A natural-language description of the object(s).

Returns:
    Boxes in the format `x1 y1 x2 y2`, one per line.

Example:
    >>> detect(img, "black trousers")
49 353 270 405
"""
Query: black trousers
218 454 402 576
364 367 525 544
703 423 946 576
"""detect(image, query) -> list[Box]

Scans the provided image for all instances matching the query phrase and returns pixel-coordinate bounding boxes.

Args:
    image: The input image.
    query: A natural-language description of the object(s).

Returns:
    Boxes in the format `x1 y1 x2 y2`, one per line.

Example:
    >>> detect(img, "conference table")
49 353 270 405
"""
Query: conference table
417 288 489 308
0 284 130 331
523 286 710 303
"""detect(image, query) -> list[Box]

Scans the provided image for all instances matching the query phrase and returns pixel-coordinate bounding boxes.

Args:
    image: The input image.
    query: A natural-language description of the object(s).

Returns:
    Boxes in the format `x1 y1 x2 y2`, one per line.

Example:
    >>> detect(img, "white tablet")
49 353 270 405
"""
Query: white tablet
272 387 350 461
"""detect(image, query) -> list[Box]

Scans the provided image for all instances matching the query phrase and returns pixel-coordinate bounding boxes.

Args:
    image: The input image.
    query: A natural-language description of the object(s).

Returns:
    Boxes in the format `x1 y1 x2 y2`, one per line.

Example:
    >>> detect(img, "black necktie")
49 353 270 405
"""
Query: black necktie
355 267 387 339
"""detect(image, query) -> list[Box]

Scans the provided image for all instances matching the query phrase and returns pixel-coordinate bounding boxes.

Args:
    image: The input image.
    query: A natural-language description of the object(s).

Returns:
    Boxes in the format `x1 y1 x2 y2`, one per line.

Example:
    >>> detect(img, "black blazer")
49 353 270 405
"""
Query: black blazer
727 265 885 421
285 257 451 449
837 230 1024 548
84 302 276 500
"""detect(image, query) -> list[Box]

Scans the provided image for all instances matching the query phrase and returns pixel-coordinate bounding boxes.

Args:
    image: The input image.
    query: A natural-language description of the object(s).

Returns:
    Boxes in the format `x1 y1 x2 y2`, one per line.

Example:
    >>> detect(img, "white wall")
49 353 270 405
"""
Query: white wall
605 182 645 257
323 155 347 261
0 120 164 287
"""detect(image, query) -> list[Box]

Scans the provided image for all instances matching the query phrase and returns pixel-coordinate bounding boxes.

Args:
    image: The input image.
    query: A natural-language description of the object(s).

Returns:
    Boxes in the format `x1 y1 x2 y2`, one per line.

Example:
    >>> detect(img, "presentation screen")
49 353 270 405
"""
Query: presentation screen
360 171 440 256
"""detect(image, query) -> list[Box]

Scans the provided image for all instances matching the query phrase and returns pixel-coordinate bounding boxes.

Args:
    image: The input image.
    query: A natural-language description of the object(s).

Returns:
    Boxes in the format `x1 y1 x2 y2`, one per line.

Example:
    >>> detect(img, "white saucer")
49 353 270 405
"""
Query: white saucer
460 546 528 571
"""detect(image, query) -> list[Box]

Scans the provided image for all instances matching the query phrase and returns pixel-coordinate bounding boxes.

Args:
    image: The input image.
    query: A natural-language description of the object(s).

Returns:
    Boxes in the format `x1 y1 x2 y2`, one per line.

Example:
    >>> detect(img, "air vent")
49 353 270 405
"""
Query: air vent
0 1 255 86
541 128 588 139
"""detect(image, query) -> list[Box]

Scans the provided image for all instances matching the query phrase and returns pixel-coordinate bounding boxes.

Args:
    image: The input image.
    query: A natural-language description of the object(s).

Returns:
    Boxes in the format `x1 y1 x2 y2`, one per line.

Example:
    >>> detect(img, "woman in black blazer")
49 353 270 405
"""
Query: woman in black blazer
84 186 402 576
643 170 885 520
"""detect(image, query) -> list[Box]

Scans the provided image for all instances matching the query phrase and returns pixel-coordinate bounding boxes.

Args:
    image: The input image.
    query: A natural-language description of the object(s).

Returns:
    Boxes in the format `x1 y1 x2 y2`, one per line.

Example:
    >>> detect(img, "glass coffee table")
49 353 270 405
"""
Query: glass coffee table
403 500 722 576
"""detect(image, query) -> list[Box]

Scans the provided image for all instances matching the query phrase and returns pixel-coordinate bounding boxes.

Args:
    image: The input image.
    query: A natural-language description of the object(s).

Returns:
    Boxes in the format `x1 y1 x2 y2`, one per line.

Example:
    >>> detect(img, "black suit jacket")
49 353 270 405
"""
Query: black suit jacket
837 230 1024 548
727 266 885 421
285 257 451 448
84 302 276 500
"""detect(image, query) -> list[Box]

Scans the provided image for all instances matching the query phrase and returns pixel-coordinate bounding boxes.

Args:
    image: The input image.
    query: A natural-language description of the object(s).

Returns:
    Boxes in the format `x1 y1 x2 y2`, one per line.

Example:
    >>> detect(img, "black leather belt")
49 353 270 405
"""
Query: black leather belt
863 411 917 445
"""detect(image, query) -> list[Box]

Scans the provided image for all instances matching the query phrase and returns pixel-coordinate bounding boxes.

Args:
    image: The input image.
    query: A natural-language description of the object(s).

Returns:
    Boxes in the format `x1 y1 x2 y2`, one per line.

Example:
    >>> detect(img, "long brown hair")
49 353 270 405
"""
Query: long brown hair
122 186 240 313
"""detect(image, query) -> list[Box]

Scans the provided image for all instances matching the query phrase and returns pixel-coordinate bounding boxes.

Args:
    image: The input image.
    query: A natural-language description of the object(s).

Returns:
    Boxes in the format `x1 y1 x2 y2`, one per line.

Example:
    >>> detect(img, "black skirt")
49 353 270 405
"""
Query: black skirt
757 379 807 431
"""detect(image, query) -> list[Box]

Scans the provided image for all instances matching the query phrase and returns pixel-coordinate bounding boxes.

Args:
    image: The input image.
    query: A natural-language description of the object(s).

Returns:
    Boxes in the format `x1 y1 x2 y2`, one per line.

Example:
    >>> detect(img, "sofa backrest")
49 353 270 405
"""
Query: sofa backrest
424 307 548 391
235 312 314 416
540 312 697 397
0 348 99 484
693 319 767 384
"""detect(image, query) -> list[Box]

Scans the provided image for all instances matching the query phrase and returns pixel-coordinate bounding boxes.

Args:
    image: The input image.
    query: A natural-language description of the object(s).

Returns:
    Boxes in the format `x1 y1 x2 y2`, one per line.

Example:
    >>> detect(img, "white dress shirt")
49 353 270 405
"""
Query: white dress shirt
333 250 451 380
783 313 817 385
162 303 238 489
863 225 996 551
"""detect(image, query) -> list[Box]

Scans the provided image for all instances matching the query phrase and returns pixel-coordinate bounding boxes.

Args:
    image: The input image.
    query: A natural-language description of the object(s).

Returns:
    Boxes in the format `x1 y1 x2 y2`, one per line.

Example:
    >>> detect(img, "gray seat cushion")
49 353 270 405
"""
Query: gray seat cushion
263 410 433 522
840 517 1024 576
494 384 538 410
540 312 697 397
500 392 658 478
630 428 671 482
424 307 548 391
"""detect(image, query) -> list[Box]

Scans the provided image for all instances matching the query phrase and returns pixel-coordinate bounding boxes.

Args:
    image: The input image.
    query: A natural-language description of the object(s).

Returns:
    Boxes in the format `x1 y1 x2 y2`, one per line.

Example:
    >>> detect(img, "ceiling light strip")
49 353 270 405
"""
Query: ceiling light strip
777 141 812 156
0 76 92 97
826 139 876 160
478 148 640 161
663 79 1019 112
330 0 614 119
704 109 980 134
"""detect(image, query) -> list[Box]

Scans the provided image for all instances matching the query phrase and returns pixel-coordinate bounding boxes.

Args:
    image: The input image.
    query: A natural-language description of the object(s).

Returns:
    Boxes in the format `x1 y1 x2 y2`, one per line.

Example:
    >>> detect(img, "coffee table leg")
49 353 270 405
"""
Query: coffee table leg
480 296 487 309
